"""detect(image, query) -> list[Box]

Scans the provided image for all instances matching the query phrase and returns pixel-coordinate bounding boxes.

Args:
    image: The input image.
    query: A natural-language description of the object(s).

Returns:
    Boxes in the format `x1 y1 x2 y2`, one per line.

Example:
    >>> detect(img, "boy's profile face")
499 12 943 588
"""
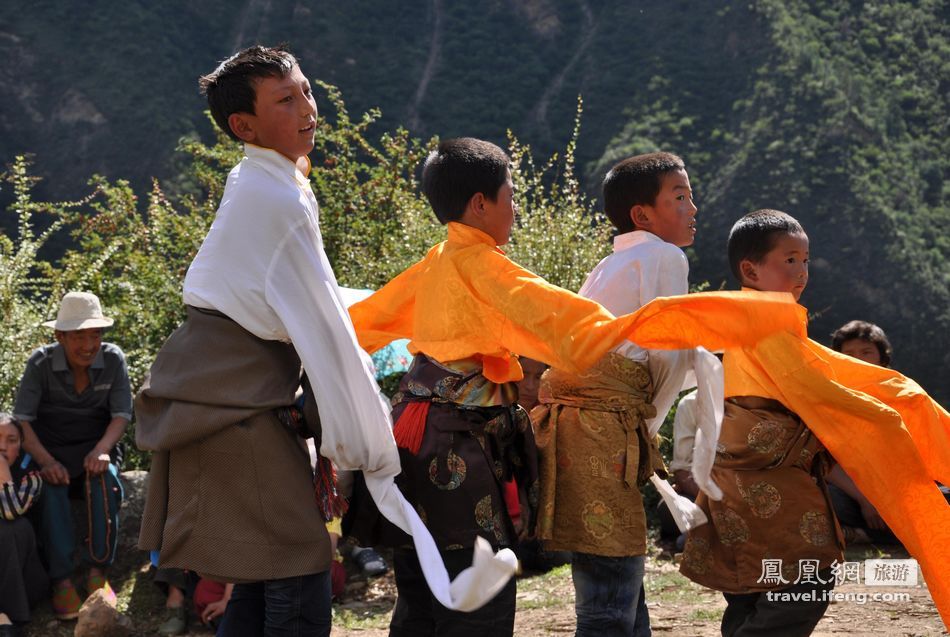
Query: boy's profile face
466 171 516 246
839 338 882 366
632 168 697 247
228 64 317 163
739 232 810 300
516 357 547 412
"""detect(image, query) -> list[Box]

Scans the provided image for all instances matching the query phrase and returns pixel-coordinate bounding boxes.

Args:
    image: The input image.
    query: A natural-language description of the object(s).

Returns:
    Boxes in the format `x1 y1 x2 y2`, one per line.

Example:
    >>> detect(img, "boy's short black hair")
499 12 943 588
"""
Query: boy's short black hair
603 152 686 234
421 138 510 224
199 45 298 142
831 320 893 367
727 209 806 283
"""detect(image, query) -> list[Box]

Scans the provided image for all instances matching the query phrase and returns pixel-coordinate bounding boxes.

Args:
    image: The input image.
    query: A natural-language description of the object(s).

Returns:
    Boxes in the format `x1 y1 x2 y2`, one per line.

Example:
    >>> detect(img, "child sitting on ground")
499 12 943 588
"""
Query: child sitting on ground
0 414 47 634
826 320 899 545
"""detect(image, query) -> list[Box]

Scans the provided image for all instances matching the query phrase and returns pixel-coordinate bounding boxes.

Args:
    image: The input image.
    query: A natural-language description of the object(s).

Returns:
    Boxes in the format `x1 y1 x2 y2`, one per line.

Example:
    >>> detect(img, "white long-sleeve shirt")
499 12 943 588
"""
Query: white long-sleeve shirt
184 144 398 477
578 230 724 523
183 144 513 609
669 389 699 473
578 230 692 432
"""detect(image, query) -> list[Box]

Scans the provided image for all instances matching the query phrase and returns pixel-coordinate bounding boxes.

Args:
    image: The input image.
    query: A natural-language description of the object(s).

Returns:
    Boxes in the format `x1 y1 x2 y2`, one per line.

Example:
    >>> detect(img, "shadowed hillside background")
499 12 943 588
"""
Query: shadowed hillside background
0 0 947 400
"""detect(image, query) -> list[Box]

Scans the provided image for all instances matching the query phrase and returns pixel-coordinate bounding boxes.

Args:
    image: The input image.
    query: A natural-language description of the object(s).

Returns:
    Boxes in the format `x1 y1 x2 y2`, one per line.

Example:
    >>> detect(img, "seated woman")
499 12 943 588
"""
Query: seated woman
0 413 48 635
827 320 899 544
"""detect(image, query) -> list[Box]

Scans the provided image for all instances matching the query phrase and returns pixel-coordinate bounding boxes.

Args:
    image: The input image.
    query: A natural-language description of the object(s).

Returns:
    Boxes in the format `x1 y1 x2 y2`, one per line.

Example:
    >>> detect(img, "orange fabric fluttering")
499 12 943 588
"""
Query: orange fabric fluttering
349 222 804 382
392 402 430 455
726 326 950 628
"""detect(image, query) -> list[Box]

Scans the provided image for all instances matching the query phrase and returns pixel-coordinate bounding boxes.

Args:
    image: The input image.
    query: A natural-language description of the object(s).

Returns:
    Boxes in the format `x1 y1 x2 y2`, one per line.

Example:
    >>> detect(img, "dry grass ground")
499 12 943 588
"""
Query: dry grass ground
23 525 945 636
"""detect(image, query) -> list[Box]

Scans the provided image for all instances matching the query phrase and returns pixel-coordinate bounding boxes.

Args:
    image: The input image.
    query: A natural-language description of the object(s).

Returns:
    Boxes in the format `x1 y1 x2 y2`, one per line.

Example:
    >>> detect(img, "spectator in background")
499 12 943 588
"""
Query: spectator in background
831 320 892 367
0 413 48 635
828 320 898 544
13 292 130 620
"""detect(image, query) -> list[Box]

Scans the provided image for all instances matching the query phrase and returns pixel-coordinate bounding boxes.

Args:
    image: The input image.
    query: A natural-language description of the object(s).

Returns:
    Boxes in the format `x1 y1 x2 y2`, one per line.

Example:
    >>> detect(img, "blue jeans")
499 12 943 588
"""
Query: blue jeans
217 572 331 637
39 464 122 580
572 552 651 637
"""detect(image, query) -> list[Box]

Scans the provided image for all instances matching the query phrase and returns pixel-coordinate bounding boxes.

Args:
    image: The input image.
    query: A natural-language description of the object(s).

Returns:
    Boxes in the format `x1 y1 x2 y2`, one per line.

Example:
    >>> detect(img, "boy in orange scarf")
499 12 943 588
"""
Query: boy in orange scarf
681 209 950 634
349 140 805 636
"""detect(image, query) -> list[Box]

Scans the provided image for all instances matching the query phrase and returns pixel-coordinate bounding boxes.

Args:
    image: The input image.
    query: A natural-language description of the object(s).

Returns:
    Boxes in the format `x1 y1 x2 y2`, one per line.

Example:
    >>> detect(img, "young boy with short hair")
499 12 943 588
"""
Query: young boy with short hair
348 141 801 636
532 152 717 636
681 209 950 633
680 210 842 636
136 46 497 636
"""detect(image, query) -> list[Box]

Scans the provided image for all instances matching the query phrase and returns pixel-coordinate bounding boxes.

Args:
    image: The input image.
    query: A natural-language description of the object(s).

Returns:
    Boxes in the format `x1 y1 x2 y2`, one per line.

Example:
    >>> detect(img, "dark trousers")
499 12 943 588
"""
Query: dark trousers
721 570 834 637
390 548 516 637
0 517 49 623
827 483 899 544
217 572 331 637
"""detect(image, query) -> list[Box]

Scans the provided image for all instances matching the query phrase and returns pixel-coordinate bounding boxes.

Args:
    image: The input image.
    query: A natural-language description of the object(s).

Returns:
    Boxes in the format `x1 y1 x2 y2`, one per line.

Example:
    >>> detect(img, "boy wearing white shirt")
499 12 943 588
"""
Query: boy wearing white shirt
534 152 699 637
137 46 505 637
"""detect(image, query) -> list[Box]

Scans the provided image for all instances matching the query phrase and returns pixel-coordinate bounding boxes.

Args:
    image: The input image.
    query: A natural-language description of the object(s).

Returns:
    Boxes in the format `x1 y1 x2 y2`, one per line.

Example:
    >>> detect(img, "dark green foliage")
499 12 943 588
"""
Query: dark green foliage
1 84 608 469
0 0 946 405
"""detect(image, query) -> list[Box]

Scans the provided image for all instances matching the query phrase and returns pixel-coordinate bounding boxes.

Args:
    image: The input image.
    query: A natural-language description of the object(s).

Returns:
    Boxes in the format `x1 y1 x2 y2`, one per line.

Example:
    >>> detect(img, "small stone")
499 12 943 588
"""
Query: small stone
74 588 133 637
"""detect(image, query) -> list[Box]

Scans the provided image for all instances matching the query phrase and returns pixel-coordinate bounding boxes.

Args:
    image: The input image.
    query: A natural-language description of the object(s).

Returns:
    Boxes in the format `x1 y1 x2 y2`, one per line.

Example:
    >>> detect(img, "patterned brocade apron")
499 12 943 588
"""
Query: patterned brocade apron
680 397 844 593
532 353 663 557
386 354 539 551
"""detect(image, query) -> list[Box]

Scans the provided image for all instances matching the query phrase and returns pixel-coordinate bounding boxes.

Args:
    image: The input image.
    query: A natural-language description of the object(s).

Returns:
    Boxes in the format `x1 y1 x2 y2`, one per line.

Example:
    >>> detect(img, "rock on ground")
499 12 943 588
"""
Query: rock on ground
74 588 133 637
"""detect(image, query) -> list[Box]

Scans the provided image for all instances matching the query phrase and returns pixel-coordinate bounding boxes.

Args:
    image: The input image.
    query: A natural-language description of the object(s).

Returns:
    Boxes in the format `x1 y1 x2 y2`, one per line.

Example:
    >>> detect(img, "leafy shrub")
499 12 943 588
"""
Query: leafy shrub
1 85 612 469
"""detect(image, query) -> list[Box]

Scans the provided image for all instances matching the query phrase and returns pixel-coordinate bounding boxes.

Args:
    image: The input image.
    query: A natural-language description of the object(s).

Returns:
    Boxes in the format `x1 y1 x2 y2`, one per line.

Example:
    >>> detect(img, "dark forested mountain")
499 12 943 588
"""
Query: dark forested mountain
1 0 947 399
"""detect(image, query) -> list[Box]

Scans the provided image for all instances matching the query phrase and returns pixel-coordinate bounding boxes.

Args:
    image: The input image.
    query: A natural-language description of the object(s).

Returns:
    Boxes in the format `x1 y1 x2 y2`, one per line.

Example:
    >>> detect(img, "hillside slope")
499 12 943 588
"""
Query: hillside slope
0 0 946 398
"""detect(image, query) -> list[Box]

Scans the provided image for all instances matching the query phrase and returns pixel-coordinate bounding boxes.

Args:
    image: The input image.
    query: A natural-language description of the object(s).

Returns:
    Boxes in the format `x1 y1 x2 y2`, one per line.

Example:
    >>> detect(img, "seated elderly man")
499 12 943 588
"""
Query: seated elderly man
13 292 131 620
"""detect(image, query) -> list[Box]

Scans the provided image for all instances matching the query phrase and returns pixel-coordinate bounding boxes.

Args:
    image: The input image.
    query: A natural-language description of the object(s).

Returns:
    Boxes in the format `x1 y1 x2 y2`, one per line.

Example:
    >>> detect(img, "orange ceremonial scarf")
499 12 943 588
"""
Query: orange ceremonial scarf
349 222 804 381
726 312 950 628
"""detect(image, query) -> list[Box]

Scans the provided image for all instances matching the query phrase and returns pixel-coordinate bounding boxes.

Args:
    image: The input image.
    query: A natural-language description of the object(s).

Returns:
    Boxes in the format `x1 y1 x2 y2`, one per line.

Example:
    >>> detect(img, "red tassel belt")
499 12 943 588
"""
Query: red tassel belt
393 401 431 455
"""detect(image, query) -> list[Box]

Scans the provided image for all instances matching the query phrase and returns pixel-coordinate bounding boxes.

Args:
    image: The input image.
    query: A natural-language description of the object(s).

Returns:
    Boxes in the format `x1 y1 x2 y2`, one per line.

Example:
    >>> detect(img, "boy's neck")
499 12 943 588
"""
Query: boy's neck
456 215 504 247
245 144 311 175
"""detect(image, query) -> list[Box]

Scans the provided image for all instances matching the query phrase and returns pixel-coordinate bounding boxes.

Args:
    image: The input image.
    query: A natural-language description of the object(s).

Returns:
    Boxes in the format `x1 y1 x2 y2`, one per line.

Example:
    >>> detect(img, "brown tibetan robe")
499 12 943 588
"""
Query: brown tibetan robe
680 397 843 593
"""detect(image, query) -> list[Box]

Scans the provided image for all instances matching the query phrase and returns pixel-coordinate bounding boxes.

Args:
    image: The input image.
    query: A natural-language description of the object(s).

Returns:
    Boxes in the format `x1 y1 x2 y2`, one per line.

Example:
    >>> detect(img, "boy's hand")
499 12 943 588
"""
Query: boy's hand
41 460 70 485
83 448 111 477
673 469 699 499
0 453 13 484
202 599 228 625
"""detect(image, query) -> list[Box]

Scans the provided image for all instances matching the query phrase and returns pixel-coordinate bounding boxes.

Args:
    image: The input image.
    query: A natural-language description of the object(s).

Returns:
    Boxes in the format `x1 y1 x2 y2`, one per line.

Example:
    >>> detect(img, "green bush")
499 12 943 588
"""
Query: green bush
1 84 613 470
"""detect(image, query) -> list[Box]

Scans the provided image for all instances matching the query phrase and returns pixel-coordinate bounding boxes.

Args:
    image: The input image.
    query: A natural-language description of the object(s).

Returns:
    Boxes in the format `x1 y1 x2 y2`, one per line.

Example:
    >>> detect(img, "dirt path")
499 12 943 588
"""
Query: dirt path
527 0 596 143
328 545 946 637
24 544 944 635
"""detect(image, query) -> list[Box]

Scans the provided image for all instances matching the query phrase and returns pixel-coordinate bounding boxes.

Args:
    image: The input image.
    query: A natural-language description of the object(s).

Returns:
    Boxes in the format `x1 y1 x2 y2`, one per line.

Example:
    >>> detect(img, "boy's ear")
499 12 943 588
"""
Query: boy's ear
228 112 257 143
630 204 651 231
739 259 758 283
467 192 487 217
